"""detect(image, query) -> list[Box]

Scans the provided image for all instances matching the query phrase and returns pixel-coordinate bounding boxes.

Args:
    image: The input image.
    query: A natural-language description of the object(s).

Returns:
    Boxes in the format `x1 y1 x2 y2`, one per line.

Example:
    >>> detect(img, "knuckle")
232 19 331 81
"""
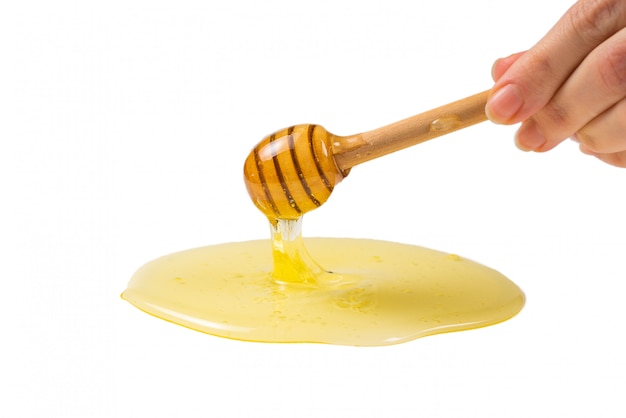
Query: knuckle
598 41 626 94
528 52 557 82
576 102 626 153
568 0 621 46
522 48 558 83
540 100 571 127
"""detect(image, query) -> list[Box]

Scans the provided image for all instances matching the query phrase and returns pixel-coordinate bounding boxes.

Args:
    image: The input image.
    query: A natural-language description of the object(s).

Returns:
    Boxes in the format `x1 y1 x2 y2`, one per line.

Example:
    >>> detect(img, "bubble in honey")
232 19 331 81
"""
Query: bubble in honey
122 218 524 346
430 115 463 133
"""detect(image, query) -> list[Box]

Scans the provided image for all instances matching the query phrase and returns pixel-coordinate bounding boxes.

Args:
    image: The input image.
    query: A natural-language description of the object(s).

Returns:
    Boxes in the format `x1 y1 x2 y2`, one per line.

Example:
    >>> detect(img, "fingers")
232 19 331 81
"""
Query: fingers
534 27 626 150
516 26 626 152
574 98 626 154
579 146 626 168
570 97 626 168
486 0 626 126
486 0 626 167
491 52 526 81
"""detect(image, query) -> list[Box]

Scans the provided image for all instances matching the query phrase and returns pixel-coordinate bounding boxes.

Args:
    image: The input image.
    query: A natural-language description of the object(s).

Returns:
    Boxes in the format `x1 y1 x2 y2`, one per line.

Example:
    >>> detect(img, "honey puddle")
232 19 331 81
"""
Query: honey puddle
122 218 524 346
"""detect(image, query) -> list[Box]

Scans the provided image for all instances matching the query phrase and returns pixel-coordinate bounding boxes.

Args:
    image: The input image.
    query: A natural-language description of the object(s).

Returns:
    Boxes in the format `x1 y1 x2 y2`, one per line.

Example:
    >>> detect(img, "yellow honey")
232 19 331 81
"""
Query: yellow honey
122 218 524 346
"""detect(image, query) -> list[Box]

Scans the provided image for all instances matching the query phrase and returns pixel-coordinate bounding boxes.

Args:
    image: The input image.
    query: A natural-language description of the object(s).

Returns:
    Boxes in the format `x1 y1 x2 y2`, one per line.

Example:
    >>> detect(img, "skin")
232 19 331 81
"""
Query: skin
485 0 626 168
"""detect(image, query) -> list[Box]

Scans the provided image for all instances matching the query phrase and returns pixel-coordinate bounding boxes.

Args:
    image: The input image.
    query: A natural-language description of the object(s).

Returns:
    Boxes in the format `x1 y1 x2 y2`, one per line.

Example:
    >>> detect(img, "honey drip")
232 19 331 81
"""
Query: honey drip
122 218 525 346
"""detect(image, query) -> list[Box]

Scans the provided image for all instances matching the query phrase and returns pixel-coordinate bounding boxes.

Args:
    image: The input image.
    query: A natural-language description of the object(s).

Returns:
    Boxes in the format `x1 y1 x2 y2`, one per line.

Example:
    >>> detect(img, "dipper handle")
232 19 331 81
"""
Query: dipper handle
332 90 490 171
244 90 490 221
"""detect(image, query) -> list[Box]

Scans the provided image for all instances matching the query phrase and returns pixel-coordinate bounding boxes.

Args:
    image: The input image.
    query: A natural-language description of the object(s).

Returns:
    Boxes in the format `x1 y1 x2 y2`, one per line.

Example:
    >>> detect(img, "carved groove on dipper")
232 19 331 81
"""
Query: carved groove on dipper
288 126 322 207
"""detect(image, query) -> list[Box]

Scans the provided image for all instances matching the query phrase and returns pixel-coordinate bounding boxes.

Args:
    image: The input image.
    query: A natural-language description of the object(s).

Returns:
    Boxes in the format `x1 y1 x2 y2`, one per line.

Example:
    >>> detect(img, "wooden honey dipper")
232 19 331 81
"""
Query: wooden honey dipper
244 90 490 220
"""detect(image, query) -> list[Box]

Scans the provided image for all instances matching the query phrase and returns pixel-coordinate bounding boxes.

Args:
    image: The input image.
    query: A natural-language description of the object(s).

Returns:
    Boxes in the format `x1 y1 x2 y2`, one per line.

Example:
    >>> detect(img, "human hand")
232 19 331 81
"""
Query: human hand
485 0 626 167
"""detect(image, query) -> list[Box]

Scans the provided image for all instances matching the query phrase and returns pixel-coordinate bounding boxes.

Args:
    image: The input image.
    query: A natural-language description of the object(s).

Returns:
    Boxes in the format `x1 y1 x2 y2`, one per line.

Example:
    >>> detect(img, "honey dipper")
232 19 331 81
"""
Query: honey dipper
244 90 490 220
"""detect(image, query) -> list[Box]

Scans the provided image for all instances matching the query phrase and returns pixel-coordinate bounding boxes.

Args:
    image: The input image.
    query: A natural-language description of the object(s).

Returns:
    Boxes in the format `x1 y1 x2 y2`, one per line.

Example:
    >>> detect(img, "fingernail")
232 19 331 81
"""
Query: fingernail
491 58 501 81
515 119 546 151
486 84 524 124
579 144 595 155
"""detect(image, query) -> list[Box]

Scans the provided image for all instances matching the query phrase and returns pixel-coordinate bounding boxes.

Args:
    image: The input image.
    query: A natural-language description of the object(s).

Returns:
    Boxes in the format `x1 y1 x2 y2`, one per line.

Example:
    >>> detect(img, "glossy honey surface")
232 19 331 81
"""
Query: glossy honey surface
243 125 348 220
122 219 524 346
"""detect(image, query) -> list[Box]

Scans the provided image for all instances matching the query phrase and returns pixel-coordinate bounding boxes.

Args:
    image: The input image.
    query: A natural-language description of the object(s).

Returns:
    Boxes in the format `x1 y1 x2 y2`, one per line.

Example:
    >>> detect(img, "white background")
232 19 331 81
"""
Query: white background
1 0 625 417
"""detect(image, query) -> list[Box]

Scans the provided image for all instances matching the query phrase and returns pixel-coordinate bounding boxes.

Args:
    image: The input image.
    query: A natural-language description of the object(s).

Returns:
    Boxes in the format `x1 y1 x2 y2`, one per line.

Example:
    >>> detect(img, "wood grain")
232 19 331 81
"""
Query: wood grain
332 90 490 171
